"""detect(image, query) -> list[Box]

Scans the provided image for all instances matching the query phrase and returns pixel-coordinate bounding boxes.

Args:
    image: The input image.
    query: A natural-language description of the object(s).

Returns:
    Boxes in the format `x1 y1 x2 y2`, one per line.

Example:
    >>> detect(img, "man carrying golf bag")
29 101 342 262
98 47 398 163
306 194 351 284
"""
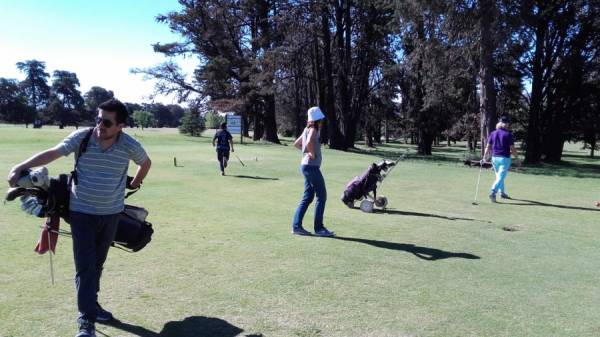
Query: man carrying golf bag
7 99 151 337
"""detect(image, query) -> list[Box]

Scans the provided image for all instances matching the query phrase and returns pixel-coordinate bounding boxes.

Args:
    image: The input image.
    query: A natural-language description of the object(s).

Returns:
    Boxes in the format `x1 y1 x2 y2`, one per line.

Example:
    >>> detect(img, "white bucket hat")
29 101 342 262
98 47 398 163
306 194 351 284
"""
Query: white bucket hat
307 106 325 122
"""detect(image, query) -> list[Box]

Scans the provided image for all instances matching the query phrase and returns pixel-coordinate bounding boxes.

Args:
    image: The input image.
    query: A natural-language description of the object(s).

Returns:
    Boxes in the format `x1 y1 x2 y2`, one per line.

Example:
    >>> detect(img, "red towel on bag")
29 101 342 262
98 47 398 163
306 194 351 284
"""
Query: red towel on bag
35 216 59 254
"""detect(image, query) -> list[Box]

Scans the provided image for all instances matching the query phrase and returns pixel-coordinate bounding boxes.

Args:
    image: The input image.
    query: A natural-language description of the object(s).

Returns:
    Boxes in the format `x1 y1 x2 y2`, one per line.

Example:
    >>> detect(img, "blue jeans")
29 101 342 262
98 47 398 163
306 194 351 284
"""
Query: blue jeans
70 211 119 323
292 165 327 231
491 156 512 194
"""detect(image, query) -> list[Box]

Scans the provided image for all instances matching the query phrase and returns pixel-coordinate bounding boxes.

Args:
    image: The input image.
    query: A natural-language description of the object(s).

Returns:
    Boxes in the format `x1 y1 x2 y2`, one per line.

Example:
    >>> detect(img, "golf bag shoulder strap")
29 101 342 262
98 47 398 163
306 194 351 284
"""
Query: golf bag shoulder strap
75 128 94 164
71 128 94 186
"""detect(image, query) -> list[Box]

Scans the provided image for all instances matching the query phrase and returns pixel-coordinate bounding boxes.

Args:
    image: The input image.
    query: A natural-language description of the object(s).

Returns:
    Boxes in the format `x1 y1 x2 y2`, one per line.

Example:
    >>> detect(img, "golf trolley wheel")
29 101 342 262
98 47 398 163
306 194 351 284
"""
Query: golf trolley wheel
360 199 374 213
375 196 388 209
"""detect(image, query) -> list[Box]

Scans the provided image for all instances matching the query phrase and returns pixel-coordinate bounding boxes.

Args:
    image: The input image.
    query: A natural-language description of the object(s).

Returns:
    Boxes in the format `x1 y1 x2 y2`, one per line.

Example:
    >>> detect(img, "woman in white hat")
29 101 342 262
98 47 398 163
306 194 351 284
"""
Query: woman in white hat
291 106 334 237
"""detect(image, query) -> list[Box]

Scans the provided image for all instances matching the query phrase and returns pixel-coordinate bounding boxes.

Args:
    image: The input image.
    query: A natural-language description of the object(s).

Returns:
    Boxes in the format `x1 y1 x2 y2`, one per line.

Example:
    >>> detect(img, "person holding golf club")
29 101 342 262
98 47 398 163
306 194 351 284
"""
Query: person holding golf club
212 122 234 176
6 99 151 337
483 116 519 203
291 106 334 237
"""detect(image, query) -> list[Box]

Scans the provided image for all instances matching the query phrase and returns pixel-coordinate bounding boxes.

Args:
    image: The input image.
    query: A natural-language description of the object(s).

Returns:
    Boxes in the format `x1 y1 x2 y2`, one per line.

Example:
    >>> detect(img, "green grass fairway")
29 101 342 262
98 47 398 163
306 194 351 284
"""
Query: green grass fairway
1 126 599 337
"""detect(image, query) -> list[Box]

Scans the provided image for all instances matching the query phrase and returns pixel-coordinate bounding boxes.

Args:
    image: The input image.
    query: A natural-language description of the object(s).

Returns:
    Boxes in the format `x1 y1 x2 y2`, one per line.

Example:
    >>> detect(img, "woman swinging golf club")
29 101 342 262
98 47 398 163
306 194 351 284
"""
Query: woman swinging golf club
291 107 334 237
483 116 520 203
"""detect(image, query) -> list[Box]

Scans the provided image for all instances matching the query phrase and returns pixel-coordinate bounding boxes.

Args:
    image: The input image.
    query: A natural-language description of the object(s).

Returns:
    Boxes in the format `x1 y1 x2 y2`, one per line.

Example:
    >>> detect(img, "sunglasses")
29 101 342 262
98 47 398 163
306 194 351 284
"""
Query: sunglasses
95 116 116 128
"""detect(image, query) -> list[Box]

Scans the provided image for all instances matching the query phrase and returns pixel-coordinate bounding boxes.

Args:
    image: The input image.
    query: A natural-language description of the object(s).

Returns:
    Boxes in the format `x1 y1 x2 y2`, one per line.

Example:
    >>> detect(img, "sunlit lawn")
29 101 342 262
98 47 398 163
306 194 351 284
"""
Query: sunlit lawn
1 125 599 337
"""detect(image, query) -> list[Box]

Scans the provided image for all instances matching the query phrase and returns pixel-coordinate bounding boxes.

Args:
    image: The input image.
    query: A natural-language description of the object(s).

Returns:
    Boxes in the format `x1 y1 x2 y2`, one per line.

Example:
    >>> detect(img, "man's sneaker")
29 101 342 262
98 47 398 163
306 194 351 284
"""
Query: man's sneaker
489 193 497 203
500 193 511 199
95 302 113 322
76 320 96 337
314 227 335 237
292 227 311 236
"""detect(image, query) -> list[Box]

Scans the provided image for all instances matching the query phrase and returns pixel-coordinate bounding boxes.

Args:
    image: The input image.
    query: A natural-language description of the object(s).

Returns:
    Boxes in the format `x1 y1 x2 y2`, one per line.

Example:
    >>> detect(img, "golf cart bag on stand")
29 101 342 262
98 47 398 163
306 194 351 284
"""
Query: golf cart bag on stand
340 158 401 213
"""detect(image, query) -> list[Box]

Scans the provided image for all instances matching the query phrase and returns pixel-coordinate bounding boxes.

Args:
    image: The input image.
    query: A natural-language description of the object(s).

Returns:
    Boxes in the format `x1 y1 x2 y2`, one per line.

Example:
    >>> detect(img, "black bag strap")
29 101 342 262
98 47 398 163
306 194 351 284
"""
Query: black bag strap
71 128 94 185
75 128 94 167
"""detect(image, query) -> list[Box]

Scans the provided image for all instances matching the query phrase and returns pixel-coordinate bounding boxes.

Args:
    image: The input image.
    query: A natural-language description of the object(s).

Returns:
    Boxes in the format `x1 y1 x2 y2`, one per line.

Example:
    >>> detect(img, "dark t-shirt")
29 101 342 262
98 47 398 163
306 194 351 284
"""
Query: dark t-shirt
487 128 514 158
214 130 232 151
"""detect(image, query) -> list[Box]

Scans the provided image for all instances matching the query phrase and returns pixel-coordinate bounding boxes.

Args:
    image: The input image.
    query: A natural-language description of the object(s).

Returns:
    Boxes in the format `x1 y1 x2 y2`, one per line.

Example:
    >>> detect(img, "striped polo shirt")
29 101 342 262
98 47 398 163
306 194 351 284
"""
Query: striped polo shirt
58 128 148 215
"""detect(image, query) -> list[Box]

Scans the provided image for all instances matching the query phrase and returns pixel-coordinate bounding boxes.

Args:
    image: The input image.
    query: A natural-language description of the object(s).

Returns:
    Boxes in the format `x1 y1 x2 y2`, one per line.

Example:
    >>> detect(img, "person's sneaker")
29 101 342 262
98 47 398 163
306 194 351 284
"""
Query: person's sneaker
95 302 113 322
221 171 225 176
292 227 311 236
489 193 497 203
76 320 96 337
314 227 335 237
500 193 511 199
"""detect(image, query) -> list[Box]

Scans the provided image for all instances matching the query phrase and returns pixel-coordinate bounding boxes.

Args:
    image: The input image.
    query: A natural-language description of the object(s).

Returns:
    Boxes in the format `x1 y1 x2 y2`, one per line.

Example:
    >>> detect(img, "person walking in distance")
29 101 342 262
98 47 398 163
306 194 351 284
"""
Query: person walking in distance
212 122 234 176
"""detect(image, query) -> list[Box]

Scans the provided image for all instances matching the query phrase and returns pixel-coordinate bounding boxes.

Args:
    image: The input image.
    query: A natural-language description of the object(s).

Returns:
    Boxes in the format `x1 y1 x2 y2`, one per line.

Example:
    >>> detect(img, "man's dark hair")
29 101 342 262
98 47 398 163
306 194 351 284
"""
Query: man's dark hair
98 99 128 124
220 122 227 129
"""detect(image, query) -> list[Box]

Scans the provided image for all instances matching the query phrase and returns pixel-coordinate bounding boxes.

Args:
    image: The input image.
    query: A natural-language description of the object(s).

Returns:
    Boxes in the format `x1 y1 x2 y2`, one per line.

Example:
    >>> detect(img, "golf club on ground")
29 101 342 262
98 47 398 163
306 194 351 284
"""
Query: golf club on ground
472 163 483 205
234 153 245 167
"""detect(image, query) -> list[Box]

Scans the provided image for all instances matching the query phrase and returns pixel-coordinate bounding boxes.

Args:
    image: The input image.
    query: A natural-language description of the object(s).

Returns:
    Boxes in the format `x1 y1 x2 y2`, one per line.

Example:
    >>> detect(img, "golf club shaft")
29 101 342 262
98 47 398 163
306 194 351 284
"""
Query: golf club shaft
47 228 55 285
473 165 483 203
234 154 245 166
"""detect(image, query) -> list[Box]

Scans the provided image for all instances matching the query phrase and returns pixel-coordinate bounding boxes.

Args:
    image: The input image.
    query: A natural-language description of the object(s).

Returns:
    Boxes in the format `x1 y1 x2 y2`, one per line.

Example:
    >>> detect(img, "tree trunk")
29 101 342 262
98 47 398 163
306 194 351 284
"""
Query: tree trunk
261 94 280 143
417 128 433 155
365 125 374 148
256 0 279 144
294 73 303 137
525 10 547 164
318 3 343 150
374 120 382 144
335 0 351 150
542 137 565 163
242 114 250 137
479 0 497 157
253 113 264 141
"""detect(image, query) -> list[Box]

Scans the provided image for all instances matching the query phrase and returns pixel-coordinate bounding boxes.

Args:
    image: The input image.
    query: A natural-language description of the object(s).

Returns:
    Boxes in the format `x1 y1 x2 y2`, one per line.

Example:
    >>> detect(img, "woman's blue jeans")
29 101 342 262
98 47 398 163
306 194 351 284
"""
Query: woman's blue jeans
491 156 512 194
292 165 327 231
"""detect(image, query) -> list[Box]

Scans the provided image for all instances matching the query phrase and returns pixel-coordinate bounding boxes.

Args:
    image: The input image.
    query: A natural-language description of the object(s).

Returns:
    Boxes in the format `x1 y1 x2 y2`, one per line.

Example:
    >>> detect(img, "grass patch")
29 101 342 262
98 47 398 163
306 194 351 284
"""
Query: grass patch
0 126 599 336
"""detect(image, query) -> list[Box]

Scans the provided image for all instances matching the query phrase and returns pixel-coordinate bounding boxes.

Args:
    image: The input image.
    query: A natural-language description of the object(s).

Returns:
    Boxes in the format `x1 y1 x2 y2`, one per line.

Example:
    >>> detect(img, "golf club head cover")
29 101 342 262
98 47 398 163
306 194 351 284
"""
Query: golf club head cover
5 187 27 202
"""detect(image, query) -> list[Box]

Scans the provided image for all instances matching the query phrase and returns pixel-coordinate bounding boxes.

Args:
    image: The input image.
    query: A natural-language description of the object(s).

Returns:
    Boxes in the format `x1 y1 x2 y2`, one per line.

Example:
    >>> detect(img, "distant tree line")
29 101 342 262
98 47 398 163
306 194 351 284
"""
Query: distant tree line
135 0 599 162
0 60 189 130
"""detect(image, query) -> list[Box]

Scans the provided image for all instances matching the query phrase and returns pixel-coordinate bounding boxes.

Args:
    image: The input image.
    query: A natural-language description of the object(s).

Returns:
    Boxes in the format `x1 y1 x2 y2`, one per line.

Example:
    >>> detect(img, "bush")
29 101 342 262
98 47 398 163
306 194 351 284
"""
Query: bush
204 111 224 129
133 110 154 129
179 111 205 136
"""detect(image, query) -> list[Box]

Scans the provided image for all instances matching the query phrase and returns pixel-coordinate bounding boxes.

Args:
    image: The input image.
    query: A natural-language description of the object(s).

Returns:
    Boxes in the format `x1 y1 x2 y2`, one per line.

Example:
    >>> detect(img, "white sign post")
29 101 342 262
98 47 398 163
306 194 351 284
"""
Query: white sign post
226 115 243 144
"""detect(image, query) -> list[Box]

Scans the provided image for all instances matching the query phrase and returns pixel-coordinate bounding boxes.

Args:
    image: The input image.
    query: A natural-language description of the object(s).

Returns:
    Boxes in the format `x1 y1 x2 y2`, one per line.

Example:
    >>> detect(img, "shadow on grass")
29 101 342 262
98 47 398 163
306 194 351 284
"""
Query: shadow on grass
347 142 600 179
229 174 279 180
330 236 480 261
347 147 465 165
100 316 263 337
372 208 488 222
515 160 600 179
503 198 600 212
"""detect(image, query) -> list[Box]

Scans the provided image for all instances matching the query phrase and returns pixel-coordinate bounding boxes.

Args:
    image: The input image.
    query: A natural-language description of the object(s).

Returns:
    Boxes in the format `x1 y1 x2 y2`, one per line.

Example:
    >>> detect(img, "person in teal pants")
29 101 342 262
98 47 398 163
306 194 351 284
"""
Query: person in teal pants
483 116 520 203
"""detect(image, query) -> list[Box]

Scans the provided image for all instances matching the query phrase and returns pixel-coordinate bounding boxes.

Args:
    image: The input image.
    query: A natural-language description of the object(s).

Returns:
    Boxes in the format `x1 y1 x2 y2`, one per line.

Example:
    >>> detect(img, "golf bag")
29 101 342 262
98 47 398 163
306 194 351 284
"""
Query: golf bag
341 159 397 212
113 205 154 252
5 129 153 252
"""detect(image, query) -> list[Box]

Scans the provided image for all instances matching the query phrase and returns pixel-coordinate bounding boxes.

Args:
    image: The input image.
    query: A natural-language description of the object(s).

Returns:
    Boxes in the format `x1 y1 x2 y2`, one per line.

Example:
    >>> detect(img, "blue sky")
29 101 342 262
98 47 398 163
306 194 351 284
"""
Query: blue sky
0 0 198 104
